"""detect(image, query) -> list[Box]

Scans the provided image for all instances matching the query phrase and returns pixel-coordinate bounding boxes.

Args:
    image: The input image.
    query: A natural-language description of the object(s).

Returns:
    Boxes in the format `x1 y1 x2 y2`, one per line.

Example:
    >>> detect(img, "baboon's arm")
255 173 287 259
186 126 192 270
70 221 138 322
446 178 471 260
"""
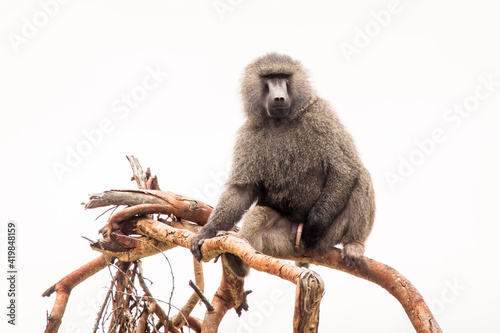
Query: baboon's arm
190 184 256 261
303 162 358 244
208 184 256 231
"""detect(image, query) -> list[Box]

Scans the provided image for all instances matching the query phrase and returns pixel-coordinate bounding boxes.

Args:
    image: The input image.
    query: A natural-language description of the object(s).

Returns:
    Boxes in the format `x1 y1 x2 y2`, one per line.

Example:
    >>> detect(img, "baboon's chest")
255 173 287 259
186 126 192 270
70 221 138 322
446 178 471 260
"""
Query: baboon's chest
254 131 325 218
256 125 323 179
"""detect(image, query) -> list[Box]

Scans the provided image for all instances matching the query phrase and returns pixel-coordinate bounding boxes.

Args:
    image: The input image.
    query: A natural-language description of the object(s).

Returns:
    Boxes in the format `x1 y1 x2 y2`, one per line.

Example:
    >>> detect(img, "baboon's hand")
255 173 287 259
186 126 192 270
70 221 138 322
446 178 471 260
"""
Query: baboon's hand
190 227 217 262
190 236 205 262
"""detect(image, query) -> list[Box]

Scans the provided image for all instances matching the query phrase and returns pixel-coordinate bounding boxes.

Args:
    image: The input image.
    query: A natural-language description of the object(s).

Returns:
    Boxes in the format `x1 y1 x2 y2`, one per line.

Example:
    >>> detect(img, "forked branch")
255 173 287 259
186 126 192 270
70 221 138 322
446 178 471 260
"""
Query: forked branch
43 156 442 333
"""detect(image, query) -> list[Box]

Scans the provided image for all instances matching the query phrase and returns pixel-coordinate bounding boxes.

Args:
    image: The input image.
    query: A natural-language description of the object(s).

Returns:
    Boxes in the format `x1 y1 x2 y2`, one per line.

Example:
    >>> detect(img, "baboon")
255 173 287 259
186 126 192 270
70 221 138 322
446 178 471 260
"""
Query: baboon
190 53 375 277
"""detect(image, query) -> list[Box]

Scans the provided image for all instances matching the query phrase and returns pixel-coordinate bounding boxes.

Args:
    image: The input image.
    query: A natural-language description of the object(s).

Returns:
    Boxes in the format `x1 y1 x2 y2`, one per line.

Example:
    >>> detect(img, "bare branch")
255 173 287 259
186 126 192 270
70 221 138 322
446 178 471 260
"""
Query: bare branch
172 256 205 328
42 255 112 333
189 280 214 312
201 255 246 332
43 156 442 333
85 189 212 226
92 273 116 333
297 249 442 333
126 155 150 189
132 216 441 332
293 270 324 332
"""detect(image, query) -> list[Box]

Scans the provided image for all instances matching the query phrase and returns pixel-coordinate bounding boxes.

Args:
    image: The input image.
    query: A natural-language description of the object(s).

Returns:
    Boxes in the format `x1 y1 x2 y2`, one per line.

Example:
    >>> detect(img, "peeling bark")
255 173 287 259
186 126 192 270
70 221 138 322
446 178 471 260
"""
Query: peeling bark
297 249 442 333
293 270 324 333
85 189 212 226
43 156 442 333
42 255 111 333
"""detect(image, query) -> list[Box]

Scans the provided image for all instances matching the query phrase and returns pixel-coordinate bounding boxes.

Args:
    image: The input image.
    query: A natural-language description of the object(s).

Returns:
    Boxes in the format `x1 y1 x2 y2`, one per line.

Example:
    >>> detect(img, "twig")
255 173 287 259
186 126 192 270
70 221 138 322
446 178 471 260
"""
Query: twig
92 275 117 333
108 261 133 332
172 256 204 328
127 155 149 189
135 261 169 331
188 280 214 312
114 234 176 322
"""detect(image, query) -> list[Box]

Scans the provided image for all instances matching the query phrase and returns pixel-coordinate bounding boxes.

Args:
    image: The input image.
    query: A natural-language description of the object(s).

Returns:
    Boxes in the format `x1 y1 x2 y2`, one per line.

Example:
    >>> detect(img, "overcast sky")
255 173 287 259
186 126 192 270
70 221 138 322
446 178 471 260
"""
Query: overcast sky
1 1 499 332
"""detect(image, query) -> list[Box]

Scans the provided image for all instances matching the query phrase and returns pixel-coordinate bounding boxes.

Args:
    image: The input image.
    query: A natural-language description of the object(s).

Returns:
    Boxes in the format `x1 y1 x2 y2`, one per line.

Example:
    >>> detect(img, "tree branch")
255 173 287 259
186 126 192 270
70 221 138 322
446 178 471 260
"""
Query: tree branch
189 280 214 311
297 249 442 333
85 189 212 226
42 255 112 333
132 215 441 332
43 155 442 333
201 256 246 333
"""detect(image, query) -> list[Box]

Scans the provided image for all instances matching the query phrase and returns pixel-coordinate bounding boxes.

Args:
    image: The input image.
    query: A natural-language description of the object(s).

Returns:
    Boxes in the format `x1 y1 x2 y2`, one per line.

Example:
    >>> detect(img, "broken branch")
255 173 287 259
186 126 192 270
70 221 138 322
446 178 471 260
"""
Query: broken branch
172 256 205 328
298 249 441 333
188 280 214 312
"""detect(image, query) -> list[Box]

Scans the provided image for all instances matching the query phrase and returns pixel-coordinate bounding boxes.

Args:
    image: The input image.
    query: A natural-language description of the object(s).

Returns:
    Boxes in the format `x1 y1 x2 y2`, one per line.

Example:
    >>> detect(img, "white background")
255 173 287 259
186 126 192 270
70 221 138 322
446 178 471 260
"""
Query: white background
1 0 499 332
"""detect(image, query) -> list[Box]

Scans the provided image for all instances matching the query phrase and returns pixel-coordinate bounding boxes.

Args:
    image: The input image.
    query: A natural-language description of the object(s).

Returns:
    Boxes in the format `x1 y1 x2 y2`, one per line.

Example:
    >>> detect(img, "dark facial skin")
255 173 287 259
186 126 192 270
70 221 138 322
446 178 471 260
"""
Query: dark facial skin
262 74 291 118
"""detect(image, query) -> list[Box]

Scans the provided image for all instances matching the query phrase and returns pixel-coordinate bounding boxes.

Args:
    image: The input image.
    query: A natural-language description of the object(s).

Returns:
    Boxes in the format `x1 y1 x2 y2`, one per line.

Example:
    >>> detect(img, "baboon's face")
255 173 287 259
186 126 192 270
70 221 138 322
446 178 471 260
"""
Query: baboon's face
242 53 315 124
261 74 292 118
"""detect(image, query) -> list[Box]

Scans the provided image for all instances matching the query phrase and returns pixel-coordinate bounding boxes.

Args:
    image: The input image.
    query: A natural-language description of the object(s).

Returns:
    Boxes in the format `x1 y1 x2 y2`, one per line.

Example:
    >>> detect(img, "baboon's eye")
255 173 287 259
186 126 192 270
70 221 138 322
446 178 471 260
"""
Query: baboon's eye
262 73 290 79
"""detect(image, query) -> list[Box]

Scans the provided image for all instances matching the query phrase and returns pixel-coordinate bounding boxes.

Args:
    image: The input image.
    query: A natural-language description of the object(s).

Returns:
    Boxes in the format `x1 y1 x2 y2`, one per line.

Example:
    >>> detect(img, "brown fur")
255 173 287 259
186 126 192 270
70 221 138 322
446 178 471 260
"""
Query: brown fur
191 53 375 276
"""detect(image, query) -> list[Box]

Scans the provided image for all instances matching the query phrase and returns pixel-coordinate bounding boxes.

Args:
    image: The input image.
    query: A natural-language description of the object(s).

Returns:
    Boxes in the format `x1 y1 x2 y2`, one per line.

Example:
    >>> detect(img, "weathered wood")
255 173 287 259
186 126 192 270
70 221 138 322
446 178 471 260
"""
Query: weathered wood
45 156 442 333
293 270 324 333
85 190 166 209
85 189 212 226
42 255 111 333
189 280 214 311
133 218 306 283
127 155 152 189
201 256 245 333
297 249 442 333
